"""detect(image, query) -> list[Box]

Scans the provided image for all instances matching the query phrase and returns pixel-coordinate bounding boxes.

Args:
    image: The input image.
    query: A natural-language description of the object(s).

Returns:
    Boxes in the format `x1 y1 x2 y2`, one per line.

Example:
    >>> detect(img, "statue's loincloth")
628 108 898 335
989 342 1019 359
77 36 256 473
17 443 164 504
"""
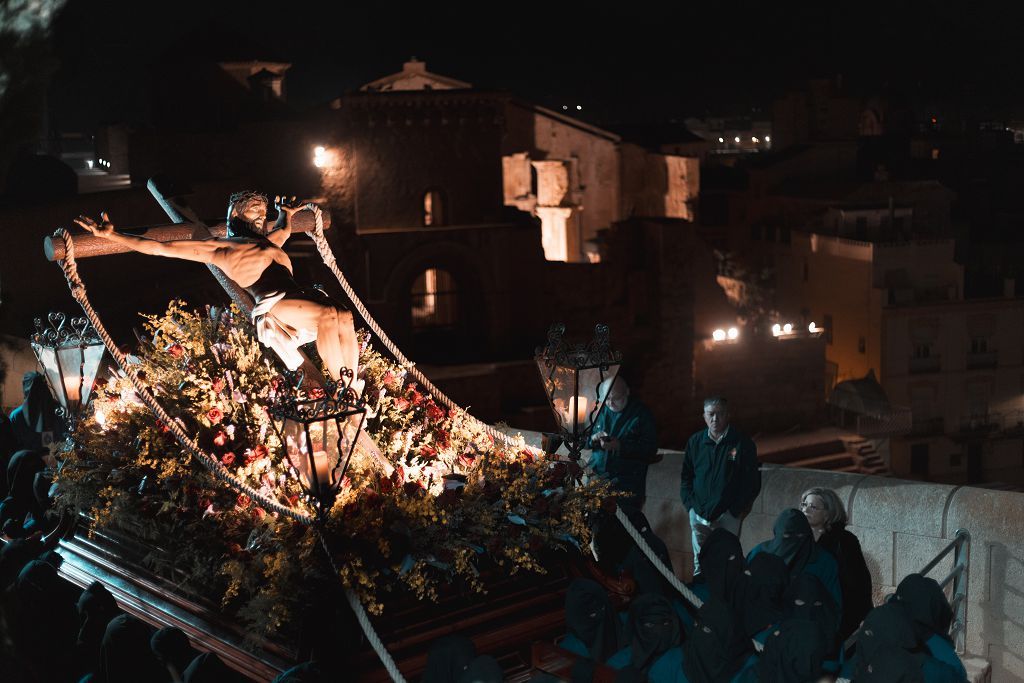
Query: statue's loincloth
251 289 329 371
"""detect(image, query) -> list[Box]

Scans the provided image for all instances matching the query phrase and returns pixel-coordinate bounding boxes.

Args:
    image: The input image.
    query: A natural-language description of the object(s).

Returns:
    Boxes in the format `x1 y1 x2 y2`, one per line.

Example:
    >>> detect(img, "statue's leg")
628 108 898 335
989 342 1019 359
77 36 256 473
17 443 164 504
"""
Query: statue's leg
267 299 358 387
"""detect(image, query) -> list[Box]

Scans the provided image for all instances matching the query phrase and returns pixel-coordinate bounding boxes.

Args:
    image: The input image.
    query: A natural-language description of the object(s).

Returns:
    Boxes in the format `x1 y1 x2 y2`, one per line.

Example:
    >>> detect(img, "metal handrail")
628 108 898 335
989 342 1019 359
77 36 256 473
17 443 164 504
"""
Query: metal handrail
842 527 971 659
918 528 971 654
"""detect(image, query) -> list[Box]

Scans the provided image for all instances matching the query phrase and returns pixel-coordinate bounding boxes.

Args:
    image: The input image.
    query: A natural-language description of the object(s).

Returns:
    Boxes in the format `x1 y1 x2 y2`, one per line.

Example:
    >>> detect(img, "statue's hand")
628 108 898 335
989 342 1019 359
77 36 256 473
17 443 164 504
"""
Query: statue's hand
274 195 305 219
73 211 115 238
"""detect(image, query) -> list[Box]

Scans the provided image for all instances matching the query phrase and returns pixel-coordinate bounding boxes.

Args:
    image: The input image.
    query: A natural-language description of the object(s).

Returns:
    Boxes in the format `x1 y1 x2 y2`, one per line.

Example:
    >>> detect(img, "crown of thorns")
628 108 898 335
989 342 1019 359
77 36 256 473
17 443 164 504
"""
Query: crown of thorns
228 191 268 208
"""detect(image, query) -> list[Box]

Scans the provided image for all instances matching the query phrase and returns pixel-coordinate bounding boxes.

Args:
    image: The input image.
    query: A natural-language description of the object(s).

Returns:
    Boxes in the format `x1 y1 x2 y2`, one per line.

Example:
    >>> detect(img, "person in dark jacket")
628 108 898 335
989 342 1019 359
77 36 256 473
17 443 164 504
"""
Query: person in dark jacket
690 529 749 618
845 602 966 683
9 372 64 452
893 574 967 680
738 618 828 683
560 578 624 663
0 409 20 493
605 594 682 682
681 397 760 577
680 599 757 683
742 553 789 640
747 509 841 610
422 634 477 683
799 486 873 642
588 376 659 510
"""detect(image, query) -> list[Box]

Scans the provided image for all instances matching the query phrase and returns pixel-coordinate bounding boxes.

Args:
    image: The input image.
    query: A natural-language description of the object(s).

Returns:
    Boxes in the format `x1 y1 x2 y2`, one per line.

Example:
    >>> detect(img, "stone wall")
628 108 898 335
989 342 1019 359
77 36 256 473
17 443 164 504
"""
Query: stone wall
638 454 1024 681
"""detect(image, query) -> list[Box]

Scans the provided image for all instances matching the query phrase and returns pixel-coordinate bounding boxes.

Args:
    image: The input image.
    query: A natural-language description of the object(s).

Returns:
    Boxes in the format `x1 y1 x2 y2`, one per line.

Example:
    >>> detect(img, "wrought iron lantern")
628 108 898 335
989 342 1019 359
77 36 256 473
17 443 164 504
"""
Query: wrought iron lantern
30 312 106 433
270 369 367 515
535 324 621 461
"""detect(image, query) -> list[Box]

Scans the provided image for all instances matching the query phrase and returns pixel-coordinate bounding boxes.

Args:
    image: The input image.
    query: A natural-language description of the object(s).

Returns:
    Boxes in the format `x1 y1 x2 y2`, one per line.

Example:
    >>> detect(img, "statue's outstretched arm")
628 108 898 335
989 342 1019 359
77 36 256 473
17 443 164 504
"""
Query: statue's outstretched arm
75 212 221 264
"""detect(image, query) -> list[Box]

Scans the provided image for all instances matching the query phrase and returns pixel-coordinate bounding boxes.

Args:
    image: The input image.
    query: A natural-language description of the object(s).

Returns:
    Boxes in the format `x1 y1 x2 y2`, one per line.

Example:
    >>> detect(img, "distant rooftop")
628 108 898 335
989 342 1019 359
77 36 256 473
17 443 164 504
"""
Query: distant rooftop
360 58 472 92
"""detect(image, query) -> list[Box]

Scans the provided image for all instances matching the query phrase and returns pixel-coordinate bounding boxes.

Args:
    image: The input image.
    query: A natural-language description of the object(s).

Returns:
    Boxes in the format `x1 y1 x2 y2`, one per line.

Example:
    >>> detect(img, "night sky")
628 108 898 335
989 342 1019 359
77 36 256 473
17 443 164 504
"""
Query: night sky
33 0 1024 134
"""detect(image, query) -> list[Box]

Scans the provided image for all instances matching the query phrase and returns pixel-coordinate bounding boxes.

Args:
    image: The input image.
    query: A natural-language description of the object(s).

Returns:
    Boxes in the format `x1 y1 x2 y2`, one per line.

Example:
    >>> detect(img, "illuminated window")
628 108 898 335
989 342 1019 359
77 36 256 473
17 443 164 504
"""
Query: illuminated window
931 148 940 160
423 189 447 227
411 268 458 329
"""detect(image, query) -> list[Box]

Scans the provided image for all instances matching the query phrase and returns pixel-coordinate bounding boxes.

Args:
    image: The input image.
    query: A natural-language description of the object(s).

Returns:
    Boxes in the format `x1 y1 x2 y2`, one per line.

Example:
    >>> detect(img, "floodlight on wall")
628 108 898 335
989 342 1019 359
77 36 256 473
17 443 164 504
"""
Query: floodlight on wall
783 323 793 334
313 145 327 168
727 327 739 340
772 323 782 337
808 322 818 333
712 329 727 342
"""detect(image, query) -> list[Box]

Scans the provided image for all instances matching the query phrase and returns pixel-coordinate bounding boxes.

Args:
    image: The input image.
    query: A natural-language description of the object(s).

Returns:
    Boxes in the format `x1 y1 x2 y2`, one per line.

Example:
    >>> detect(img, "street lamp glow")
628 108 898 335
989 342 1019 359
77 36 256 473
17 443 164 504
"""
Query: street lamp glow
734 136 741 143
727 327 739 340
576 105 582 111
752 136 758 143
313 145 328 168
808 322 817 333
783 323 793 334
765 135 771 142
772 323 782 336
718 137 724 143
712 329 727 341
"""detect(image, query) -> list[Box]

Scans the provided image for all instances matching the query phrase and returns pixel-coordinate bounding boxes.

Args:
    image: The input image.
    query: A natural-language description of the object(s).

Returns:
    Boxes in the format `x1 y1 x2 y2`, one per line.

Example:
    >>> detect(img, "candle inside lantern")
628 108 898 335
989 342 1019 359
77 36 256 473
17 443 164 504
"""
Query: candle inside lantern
569 395 588 426
63 374 82 406
312 449 332 489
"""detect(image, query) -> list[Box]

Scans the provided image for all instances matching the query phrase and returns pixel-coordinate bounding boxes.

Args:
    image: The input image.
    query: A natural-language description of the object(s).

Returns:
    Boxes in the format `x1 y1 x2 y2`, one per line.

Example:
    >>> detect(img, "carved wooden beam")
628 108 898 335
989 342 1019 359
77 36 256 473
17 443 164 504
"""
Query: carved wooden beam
43 211 331 262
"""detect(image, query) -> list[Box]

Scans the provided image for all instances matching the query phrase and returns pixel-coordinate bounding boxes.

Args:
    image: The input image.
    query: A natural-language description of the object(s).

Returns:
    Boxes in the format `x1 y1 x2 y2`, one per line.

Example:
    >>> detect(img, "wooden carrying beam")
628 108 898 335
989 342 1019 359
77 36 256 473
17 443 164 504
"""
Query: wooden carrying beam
43 210 331 262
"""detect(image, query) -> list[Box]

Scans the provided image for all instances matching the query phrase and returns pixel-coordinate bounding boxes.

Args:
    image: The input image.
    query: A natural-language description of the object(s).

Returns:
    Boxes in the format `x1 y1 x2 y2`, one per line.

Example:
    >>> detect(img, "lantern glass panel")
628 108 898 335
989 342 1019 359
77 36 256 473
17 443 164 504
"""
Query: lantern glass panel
536 358 620 436
276 407 362 499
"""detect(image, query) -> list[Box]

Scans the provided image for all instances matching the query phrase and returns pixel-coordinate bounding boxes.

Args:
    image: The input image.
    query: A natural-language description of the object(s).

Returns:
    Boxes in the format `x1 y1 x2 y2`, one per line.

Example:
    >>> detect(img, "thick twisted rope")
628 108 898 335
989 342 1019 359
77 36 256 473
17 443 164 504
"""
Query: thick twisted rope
53 228 314 524
53 227 410 680
318 533 407 683
304 205 519 449
299 207 761 648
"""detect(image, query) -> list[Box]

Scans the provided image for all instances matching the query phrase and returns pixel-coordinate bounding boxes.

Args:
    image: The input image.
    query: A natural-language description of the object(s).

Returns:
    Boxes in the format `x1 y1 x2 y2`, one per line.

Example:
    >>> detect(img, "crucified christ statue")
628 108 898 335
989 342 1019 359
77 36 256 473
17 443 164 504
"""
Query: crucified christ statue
74 192 359 387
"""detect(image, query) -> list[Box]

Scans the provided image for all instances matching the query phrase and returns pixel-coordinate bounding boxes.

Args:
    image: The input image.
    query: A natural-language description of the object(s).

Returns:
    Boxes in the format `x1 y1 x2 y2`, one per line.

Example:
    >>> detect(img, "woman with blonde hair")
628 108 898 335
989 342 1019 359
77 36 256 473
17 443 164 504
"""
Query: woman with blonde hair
800 486 873 642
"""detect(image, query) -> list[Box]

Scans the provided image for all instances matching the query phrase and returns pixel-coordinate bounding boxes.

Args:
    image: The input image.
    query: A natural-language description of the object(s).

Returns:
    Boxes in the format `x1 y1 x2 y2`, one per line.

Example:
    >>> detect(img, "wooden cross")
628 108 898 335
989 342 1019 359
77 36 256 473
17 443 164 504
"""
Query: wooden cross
45 176 332 385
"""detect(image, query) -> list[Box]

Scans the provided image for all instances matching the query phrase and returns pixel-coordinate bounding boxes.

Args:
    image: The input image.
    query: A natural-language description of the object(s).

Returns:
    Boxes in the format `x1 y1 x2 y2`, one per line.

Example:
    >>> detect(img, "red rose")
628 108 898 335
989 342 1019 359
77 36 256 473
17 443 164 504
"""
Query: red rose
155 420 171 434
307 387 326 400
252 507 266 522
287 494 300 506
207 407 224 424
243 449 257 465
221 452 236 466
419 445 438 460
212 378 225 394
167 343 184 358
253 444 269 460
458 454 476 469
227 543 243 555
403 481 424 497
236 493 250 507
409 390 423 406
395 397 410 411
213 431 228 447
426 403 445 422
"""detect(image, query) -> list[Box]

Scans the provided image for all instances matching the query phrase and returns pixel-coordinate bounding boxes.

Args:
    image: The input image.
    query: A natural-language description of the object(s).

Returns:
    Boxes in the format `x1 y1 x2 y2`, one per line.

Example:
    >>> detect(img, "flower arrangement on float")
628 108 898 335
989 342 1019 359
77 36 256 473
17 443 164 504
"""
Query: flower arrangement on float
57 300 613 638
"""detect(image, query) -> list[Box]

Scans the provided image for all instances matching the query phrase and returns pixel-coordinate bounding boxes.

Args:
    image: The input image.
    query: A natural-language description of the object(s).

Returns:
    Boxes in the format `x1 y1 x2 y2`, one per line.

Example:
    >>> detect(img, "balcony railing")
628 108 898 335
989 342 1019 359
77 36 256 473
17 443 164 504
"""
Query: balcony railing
966 351 998 369
959 413 1000 435
953 410 1024 437
854 406 914 437
910 416 945 436
909 356 942 374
